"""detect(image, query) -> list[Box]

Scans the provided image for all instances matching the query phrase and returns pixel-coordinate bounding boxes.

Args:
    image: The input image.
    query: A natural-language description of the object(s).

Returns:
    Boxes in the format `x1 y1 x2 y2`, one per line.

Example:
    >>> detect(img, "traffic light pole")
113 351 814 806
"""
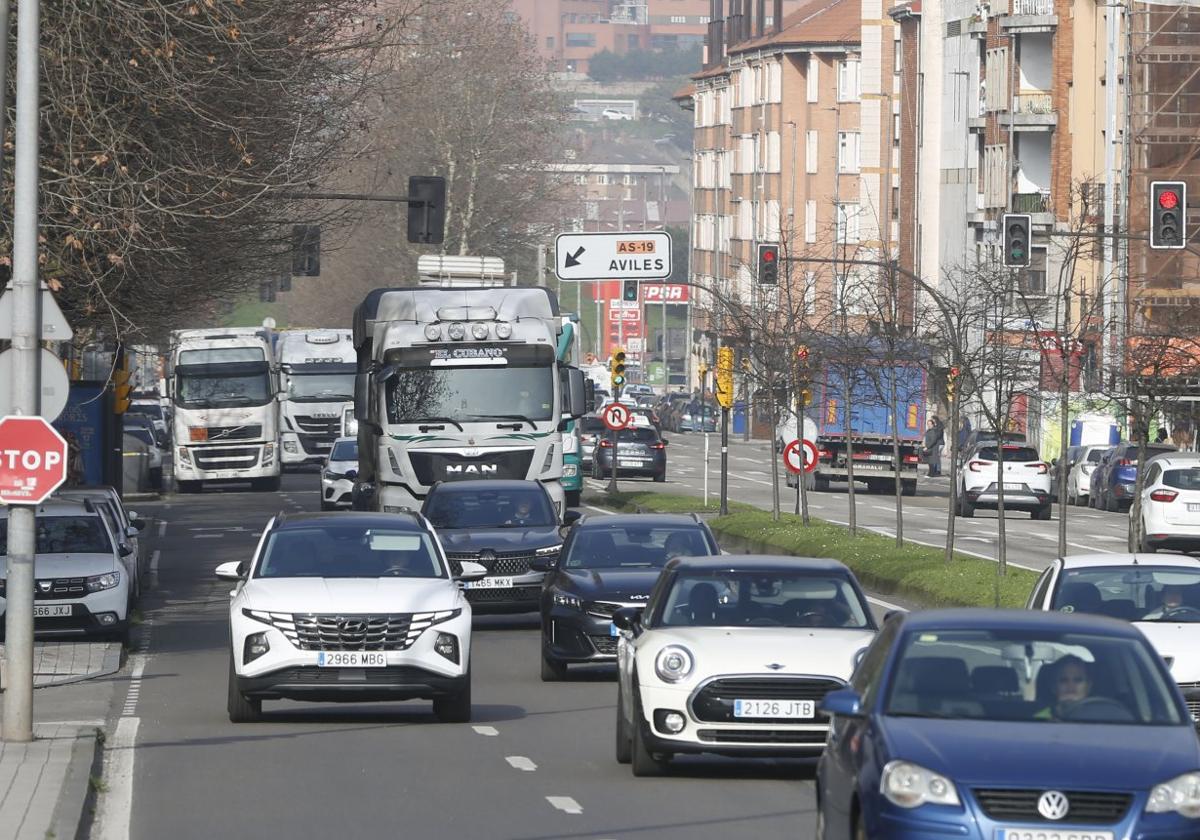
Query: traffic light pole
4 0 40 744
719 407 729 516
606 424 619 494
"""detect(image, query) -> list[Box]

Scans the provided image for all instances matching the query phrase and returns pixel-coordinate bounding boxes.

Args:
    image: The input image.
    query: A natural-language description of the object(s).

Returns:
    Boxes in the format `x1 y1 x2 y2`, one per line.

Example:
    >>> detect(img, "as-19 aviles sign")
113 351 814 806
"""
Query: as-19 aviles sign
553 231 673 282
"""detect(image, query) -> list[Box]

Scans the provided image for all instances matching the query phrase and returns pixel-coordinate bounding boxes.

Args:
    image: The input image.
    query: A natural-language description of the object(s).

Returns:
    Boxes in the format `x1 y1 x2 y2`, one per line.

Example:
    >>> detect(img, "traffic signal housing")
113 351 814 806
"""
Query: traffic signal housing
291 224 320 276
1002 213 1031 268
622 280 639 302
407 175 446 245
715 346 734 409
113 350 133 414
757 244 779 285
610 347 627 391
1150 181 1187 249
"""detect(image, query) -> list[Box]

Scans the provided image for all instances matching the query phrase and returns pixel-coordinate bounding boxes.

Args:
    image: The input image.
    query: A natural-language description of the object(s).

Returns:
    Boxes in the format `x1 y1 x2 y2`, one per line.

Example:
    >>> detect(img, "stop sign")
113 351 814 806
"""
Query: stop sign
0 416 68 505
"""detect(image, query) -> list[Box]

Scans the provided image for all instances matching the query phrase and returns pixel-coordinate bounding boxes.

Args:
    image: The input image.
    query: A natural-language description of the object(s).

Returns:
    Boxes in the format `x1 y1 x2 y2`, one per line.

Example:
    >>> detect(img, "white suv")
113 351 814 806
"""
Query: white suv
220 511 486 723
0 500 134 642
956 442 1052 519
1131 453 1200 553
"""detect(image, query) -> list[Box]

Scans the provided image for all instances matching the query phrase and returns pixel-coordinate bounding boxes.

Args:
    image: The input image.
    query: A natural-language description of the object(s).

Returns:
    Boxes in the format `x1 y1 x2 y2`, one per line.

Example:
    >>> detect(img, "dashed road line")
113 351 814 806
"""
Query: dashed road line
547 796 583 815
157 521 167 538
94 716 139 840
506 756 538 772
472 725 499 737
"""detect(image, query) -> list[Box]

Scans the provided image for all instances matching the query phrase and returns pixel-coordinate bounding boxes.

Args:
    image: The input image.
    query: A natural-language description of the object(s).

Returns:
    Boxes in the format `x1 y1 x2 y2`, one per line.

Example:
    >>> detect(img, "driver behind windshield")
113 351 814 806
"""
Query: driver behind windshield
1144 584 1187 619
1035 655 1093 720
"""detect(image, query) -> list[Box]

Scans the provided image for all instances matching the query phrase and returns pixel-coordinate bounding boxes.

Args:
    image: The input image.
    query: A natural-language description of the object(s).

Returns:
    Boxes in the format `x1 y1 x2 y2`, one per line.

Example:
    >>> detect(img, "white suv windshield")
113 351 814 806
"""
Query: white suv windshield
255 527 445 579
0 516 113 554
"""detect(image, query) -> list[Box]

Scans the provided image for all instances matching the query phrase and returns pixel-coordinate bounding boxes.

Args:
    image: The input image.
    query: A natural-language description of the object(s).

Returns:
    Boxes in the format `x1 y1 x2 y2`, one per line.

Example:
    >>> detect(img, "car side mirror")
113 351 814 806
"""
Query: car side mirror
129 517 147 531
884 609 903 623
345 469 358 480
612 606 642 632
125 525 140 539
118 544 133 558
563 510 583 526
529 556 556 573
819 688 864 718
558 416 570 432
215 561 244 580
454 560 488 582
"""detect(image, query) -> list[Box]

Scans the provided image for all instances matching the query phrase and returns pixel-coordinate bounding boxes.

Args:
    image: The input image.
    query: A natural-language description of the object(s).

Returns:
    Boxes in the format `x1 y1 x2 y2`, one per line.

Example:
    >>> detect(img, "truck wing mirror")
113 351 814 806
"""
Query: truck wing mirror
354 371 370 421
567 367 586 418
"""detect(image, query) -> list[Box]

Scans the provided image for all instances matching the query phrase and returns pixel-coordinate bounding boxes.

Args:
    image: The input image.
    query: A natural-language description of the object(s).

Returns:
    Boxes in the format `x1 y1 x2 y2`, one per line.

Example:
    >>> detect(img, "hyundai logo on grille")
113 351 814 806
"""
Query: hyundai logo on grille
338 619 366 634
1037 791 1070 821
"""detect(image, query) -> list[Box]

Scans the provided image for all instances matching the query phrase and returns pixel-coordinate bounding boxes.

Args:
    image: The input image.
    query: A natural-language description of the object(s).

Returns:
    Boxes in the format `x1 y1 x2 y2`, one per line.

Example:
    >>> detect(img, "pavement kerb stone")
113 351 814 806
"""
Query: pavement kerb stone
51 725 104 840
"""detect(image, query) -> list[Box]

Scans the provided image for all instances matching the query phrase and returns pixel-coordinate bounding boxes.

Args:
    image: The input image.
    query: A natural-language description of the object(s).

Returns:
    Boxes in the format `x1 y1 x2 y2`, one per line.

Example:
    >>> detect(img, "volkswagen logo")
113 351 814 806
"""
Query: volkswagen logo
1036 791 1070 821
478 549 497 566
338 619 366 634
765 663 786 671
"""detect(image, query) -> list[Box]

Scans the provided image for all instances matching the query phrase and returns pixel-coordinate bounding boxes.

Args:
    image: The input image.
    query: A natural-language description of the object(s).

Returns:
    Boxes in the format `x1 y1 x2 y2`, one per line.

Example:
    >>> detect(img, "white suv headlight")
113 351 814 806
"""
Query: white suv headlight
654 645 694 682
881 761 960 809
1147 771 1200 818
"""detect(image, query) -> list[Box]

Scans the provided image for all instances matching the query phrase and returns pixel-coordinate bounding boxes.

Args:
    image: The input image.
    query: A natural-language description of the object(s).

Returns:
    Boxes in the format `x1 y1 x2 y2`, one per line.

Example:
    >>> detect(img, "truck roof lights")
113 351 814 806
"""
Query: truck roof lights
447 323 466 340
306 331 339 344
424 324 442 341
471 323 489 340
495 322 513 340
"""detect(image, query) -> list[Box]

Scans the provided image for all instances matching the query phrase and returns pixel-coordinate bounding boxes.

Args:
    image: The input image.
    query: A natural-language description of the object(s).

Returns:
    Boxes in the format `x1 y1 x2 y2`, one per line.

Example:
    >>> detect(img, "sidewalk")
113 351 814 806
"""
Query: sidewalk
0 641 122 840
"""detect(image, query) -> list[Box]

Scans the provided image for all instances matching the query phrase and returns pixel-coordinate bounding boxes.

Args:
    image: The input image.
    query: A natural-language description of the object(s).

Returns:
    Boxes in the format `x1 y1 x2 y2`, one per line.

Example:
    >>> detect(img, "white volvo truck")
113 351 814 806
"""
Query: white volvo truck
169 327 282 492
351 256 586 516
276 329 356 468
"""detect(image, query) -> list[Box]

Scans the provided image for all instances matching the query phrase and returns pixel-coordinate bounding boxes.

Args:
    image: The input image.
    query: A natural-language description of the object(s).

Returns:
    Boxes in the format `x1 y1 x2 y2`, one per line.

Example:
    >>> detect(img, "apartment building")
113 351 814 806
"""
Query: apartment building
686 0 903 342
554 136 686 232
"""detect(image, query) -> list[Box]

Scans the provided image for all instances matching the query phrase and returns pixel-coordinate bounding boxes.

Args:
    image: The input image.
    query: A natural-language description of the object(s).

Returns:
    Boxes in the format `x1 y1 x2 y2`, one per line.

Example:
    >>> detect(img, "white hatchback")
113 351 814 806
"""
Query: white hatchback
1027 553 1200 723
1131 454 1200 553
956 442 1052 519
1066 444 1110 506
319 436 358 510
219 511 486 723
613 555 877 776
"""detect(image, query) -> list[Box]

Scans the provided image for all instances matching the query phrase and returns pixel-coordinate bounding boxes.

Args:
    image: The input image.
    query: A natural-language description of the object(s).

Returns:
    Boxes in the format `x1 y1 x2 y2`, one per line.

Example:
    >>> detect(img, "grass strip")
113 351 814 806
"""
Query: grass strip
590 491 1037 609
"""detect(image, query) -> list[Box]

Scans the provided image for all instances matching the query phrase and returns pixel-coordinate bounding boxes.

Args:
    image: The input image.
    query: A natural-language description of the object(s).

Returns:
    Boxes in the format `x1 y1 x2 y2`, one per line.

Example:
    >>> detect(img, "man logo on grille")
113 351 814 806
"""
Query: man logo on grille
1037 791 1070 821
339 619 366 634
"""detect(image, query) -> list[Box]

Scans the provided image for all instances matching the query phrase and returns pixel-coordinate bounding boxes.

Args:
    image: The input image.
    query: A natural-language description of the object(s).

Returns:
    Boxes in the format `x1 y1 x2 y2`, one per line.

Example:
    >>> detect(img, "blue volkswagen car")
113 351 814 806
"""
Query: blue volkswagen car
816 609 1200 840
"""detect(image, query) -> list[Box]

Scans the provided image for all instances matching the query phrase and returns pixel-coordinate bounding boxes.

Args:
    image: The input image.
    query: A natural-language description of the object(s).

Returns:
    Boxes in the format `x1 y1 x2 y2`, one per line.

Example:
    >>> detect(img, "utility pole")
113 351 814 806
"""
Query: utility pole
3 0 41 743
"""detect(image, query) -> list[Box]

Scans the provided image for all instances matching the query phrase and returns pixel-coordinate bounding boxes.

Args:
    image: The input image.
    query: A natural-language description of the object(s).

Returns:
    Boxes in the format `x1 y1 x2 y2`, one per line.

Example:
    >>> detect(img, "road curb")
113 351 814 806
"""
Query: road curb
52 724 104 840
34 642 124 690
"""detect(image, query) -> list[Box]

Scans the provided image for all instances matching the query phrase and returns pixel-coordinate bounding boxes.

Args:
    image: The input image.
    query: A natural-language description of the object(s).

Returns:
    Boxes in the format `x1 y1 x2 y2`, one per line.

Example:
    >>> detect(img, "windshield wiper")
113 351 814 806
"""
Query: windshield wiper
210 396 256 406
467 413 539 430
406 416 464 432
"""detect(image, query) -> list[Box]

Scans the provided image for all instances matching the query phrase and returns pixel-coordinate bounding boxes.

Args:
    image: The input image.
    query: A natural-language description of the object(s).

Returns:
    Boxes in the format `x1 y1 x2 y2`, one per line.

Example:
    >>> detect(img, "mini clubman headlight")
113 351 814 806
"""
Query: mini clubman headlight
655 645 694 682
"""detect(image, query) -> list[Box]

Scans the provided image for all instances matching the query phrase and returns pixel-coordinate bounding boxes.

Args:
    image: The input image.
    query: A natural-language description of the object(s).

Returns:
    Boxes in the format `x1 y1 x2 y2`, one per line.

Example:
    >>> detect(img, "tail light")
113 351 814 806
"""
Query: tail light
1150 489 1178 502
818 448 832 459
1033 463 1049 474
902 455 919 464
1118 458 1133 466
651 442 665 450
968 460 985 472
599 440 613 448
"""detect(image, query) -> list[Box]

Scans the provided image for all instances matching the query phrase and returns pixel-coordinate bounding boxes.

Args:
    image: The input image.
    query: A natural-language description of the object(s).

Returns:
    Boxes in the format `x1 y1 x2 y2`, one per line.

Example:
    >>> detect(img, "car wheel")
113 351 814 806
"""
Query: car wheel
433 671 472 723
252 476 282 492
959 495 975 518
631 717 669 777
1105 492 1119 512
852 809 867 840
565 489 581 508
319 500 334 511
814 477 830 492
540 652 567 682
227 655 262 723
1033 504 1052 521
653 471 666 483
615 688 632 764
901 479 917 497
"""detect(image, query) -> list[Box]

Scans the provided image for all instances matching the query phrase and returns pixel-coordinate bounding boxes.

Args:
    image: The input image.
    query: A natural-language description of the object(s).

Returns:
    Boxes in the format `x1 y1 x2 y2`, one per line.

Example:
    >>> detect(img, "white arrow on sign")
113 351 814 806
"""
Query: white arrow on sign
554 231 672 282
0 285 73 340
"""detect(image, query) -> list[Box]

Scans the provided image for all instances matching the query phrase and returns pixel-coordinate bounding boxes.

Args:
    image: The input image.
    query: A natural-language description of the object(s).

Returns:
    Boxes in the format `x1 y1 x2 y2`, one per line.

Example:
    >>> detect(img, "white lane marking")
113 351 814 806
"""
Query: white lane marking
189 526 253 533
157 521 167 538
1068 542 1115 554
40 719 106 727
194 534 223 539
121 657 147 718
871 505 893 512
94 716 139 840
150 549 161 576
506 756 538 772
867 594 906 612
1090 534 1125 542
824 518 1040 571
584 504 614 516
728 471 773 486
547 796 583 815
472 725 499 737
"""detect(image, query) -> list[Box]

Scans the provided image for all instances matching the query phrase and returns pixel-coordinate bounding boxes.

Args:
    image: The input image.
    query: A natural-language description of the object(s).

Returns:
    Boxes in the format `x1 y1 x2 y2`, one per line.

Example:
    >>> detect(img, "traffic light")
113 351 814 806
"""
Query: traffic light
757 244 779 285
622 280 639 302
113 349 133 414
1150 181 1187 249
1002 214 1031 268
799 387 813 408
291 224 320 276
610 347 627 390
715 346 734 409
947 365 960 401
740 356 751 373
407 175 446 245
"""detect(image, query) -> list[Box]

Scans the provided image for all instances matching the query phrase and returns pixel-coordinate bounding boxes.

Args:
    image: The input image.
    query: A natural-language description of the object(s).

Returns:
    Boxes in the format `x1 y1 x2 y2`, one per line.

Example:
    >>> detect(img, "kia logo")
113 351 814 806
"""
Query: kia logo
1036 791 1070 821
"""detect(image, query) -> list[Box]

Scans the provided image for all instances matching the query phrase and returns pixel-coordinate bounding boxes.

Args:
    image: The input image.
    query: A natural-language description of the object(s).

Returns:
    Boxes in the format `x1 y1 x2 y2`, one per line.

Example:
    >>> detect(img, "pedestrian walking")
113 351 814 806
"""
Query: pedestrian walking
924 417 945 477
957 414 972 451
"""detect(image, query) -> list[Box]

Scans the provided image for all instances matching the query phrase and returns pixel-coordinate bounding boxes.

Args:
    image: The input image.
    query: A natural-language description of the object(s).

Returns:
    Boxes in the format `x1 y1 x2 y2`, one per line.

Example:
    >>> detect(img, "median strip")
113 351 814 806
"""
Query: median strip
589 491 1038 609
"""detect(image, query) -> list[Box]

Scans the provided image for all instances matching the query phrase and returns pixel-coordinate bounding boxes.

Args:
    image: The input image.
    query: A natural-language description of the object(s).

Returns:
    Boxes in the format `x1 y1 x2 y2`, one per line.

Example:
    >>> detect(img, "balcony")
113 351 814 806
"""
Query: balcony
1012 190 1054 226
998 92 1057 130
1002 0 1057 29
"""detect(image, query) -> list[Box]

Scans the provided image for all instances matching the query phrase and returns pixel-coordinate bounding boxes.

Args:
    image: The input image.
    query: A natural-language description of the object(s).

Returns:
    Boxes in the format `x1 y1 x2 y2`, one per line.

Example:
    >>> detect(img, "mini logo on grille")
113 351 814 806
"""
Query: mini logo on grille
338 619 366 634
765 663 786 671
478 549 497 564
38 581 51 593
1037 791 1070 821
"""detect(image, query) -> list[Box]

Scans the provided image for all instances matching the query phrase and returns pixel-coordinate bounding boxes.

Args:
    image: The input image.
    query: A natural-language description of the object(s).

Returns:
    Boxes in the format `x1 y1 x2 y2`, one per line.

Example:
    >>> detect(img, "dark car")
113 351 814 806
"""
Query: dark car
534 513 719 680
591 426 668 482
816 608 1200 840
1091 441 1177 511
420 480 570 614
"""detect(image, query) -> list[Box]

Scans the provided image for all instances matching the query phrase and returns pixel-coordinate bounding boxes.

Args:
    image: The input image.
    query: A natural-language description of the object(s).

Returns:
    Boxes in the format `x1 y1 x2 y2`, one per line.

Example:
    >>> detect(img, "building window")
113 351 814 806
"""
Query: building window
893 113 901 147
837 59 860 102
837 132 860 173
836 203 861 243
573 174 588 186
671 15 686 23
805 200 817 243
804 271 817 313
894 36 903 75
1019 247 1048 294
546 37 555 49
805 130 818 174
985 48 1008 112
700 15 710 24
596 173 610 186
623 174 635 186
892 185 900 219
807 57 820 103
566 33 596 48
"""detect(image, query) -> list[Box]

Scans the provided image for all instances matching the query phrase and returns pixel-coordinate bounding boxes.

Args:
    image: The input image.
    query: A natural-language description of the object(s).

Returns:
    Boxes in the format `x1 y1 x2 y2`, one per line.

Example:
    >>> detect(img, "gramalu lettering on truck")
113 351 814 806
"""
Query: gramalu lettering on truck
351 281 585 517
169 327 282 491
276 329 356 467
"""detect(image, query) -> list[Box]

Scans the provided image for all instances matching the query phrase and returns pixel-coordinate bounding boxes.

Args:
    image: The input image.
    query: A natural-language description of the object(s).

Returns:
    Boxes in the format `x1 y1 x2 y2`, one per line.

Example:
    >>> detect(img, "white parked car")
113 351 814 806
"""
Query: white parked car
0 500 134 642
320 436 358 510
602 107 633 121
956 442 1052 519
613 555 877 776
57 487 147 600
1026 553 1200 723
1130 453 1200 553
1066 444 1110 506
219 511 486 723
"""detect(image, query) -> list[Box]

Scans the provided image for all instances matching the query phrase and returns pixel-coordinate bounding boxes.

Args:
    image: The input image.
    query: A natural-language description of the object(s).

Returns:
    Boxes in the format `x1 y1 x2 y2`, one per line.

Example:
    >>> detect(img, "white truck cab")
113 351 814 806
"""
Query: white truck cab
277 329 356 468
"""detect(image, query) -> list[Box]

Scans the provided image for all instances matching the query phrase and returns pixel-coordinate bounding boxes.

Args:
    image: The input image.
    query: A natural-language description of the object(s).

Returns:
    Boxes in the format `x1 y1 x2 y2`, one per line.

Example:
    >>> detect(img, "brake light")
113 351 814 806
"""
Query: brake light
1118 458 1133 466
968 460 985 472
651 442 665 450
1033 463 1048 474
852 452 871 460
902 455 919 464
599 440 613 448
818 448 832 459
1150 489 1178 502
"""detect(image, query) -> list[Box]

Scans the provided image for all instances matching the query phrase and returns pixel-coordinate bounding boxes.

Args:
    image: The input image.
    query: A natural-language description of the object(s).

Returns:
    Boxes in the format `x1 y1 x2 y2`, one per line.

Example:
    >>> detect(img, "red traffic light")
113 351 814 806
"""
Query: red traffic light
762 249 777 262
1158 189 1181 210
949 366 960 378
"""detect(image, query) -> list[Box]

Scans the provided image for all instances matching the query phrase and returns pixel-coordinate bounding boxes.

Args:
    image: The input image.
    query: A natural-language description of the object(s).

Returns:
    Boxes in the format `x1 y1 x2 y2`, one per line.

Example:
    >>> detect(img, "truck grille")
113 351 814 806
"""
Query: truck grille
691 676 844 723
409 449 534 485
193 446 260 470
34 577 87 600
972 789 1133 825
246 610 459 651
294 415 340 436
205 425 263 442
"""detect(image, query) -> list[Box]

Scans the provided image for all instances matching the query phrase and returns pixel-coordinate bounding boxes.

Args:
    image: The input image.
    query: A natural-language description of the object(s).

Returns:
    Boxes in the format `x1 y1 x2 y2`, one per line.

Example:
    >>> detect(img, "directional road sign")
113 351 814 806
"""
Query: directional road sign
0 416 69 504
602 402 632 431
554 231 672 282
783 438 818 474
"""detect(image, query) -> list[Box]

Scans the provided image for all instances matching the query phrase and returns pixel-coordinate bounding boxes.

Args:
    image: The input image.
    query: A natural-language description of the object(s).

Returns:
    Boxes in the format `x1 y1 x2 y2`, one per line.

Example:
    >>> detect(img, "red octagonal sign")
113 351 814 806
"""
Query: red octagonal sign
0 416 68 505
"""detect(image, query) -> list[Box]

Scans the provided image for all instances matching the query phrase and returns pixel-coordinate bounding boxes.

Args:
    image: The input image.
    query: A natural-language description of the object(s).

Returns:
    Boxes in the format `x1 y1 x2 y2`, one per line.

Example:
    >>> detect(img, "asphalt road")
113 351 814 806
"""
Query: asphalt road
591 431 1139 572
95 473 827 840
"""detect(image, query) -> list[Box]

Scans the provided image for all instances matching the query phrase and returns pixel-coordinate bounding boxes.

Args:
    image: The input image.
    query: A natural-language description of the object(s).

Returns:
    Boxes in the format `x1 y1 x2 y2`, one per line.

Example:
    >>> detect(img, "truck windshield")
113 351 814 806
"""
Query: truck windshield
385 365 555 425
176 363 273 408
287 373 355 402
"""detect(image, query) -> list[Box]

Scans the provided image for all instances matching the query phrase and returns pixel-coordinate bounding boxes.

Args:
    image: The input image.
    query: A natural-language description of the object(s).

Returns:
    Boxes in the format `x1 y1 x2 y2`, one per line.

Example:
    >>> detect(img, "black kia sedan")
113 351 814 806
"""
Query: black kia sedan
533 513 719 680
